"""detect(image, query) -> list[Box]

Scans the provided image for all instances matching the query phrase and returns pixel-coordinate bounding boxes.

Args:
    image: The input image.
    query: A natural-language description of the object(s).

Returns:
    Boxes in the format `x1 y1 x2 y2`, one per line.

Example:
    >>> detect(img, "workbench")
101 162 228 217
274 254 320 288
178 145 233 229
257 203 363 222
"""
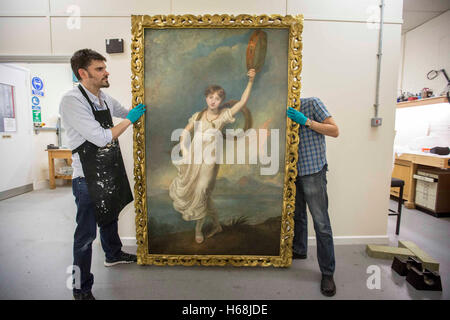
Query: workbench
391 152 450 209
46 148 72 189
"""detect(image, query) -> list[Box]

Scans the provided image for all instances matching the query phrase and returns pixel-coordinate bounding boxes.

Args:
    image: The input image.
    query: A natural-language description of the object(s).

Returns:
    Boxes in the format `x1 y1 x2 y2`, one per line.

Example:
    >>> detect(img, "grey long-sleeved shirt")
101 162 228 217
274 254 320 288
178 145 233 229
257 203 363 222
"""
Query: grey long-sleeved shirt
59 83 129 178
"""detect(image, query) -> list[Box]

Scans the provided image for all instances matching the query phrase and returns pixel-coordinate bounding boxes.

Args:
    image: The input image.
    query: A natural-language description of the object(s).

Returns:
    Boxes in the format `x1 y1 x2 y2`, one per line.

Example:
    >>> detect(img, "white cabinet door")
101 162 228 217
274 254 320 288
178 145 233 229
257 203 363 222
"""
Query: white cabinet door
0 64 33 194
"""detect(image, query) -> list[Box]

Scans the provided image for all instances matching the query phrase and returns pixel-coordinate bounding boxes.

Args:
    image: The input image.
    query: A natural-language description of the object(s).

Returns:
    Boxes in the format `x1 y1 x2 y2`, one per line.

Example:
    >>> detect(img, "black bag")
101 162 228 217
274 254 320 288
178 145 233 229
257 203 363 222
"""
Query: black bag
430 146 450 156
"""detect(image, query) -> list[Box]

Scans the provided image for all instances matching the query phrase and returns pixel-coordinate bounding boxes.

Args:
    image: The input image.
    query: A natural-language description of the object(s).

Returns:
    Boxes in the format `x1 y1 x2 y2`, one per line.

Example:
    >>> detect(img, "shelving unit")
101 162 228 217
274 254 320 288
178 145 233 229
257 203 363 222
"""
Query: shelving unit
396 96 448 108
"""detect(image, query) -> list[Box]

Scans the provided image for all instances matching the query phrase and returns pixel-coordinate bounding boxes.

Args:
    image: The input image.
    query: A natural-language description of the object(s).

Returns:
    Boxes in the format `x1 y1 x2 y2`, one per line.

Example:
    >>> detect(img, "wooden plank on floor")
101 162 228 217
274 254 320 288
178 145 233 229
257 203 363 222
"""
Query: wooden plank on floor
398 240 439 272
366 245 414 260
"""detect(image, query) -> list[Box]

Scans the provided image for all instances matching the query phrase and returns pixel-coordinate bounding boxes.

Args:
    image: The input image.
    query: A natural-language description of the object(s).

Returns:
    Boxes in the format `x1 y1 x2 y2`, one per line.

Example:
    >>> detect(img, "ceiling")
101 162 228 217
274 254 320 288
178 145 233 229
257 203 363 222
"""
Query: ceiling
402 0 450 34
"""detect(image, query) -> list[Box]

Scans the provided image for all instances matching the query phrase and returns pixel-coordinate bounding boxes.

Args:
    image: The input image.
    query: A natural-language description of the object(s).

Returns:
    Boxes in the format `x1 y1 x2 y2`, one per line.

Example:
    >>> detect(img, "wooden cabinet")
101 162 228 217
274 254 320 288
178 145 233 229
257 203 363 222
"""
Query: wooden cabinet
391 153 450 210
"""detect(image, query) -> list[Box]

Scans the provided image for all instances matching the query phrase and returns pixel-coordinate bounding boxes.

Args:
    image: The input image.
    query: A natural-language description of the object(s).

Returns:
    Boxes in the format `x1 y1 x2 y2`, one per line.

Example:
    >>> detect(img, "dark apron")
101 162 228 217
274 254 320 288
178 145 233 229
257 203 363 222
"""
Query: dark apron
72 85 133 227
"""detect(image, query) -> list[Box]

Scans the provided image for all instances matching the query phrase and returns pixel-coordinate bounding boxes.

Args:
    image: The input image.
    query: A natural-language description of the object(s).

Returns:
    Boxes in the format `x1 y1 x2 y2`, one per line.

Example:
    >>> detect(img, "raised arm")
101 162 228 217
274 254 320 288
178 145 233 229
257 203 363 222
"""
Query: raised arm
230 69 256 117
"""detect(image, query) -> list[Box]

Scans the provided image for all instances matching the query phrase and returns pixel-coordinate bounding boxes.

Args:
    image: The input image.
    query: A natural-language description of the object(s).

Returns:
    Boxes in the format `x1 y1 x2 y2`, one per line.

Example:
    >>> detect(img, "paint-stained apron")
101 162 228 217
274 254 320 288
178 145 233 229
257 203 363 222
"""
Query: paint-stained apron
72 85 133 227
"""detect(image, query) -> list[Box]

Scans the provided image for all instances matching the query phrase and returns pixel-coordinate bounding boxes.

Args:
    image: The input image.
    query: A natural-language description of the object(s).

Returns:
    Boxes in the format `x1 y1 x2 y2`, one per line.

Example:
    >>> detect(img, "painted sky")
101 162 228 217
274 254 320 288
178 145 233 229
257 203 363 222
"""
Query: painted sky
143 28 289 192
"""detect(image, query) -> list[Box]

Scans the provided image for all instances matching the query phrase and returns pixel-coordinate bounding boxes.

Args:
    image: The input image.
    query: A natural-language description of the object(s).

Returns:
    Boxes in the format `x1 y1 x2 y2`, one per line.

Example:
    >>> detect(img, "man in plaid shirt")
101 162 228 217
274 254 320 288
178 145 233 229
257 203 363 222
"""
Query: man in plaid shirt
287 97 339 297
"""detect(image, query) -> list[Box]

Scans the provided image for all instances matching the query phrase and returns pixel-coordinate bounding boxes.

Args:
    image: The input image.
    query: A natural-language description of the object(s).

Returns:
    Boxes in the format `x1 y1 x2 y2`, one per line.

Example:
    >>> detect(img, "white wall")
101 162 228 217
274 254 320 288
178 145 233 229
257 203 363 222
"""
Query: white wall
0 0 403 244
21 64 74 189
398 33 406 95
399 10 450 95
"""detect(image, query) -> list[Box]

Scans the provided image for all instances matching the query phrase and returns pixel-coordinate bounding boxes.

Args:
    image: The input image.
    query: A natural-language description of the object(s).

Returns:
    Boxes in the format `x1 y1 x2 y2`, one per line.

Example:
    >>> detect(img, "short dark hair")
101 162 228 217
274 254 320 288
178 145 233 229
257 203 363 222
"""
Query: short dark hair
204 85 226 101
71 49 106 80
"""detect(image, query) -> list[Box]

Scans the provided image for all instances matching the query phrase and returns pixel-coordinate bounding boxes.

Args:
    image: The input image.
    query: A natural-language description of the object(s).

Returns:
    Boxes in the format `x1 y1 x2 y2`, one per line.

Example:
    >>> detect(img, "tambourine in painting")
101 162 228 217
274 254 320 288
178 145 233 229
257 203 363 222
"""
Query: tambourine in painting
225 30 267 135
246 30 267 73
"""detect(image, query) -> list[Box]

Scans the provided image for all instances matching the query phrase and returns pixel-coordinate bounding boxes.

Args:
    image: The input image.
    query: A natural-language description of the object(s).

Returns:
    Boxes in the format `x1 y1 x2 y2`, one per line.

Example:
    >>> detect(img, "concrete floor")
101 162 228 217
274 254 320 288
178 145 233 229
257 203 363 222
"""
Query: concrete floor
0 185 448 300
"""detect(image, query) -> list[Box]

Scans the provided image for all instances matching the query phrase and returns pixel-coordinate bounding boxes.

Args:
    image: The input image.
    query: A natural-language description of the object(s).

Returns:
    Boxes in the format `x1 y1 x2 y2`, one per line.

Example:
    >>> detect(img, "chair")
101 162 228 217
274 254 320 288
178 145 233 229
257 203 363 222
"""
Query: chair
389 177 404 235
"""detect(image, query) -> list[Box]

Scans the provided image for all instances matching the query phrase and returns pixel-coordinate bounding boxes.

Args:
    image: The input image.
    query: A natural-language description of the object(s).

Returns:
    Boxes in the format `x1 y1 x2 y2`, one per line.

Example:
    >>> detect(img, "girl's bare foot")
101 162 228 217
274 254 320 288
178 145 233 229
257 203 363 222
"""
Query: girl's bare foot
195 231 204 244
207 225 222 238
195 218 205 243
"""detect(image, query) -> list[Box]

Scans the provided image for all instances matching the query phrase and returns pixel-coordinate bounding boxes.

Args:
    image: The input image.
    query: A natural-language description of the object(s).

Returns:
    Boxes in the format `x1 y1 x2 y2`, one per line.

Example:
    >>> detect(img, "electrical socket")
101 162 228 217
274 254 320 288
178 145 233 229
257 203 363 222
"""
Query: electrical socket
371 117 382 127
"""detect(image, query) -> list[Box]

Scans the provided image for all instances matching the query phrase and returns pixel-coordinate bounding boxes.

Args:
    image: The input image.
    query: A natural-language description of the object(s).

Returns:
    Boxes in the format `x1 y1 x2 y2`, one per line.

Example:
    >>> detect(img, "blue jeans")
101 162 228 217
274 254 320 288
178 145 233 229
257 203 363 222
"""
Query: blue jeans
293 165 335 276
72 177 122 293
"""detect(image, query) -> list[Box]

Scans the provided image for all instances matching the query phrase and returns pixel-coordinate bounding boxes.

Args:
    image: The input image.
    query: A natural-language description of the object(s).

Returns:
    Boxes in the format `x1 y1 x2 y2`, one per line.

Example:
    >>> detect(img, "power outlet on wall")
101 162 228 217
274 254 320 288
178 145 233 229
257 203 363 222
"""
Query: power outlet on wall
371 117 382 127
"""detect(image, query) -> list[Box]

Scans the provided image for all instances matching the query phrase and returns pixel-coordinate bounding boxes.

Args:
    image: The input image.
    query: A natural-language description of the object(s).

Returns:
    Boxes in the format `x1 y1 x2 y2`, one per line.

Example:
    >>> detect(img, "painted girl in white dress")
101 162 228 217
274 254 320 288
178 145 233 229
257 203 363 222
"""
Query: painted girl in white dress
169 69 256 243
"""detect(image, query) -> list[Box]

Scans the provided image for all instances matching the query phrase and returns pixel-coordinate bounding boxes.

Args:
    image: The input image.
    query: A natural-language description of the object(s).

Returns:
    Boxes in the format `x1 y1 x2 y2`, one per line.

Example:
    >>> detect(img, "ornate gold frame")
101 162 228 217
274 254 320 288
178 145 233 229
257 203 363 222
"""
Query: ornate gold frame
131 14 303 267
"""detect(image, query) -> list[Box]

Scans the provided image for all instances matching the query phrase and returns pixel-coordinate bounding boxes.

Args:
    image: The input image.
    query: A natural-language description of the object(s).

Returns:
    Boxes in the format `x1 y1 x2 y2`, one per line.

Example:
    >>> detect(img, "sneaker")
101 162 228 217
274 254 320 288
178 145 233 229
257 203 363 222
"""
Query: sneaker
292 252 307 259
73 291 95 300
321 274 336 297
104 251 137 267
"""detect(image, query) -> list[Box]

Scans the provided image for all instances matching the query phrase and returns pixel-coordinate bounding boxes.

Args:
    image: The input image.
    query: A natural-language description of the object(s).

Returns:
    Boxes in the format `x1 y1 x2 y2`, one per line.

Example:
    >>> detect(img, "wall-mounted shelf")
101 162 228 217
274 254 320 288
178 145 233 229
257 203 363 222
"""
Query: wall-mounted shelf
396 96 449 108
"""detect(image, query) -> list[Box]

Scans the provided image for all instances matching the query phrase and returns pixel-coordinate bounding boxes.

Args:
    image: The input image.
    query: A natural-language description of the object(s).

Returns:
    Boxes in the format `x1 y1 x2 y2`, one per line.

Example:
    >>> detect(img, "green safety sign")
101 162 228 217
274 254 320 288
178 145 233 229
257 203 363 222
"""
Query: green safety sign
32 109 41 123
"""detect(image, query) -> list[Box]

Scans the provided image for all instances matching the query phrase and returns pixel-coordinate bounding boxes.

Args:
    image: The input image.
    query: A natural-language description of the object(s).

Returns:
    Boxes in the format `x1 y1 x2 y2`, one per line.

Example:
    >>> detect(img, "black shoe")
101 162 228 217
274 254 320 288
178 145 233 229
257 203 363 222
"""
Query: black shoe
321 274 336 297
292 252 307 259
104 251 137 267
73 291 95 300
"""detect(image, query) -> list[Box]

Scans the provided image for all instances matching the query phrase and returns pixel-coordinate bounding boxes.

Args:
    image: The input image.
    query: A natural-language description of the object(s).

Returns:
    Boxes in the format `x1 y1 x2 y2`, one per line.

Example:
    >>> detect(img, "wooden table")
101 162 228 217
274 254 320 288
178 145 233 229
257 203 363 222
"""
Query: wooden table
391 152 450 209
46 149 72 189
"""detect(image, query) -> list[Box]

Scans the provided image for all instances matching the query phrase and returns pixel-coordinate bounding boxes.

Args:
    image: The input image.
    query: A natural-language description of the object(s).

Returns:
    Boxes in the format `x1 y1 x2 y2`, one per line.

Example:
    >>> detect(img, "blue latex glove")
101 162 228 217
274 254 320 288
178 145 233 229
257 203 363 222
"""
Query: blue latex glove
127 103 146 123
287 107 308 125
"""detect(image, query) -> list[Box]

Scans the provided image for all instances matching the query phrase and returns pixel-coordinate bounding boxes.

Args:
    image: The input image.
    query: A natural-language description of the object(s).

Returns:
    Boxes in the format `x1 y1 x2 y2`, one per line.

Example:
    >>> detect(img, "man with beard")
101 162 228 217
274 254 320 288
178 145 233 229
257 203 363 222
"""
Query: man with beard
60 49 146 300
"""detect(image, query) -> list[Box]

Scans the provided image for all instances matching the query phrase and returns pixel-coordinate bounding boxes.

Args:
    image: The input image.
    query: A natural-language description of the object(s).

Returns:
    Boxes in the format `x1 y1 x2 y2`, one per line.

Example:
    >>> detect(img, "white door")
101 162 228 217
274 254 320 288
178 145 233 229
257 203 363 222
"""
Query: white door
0 64 33 196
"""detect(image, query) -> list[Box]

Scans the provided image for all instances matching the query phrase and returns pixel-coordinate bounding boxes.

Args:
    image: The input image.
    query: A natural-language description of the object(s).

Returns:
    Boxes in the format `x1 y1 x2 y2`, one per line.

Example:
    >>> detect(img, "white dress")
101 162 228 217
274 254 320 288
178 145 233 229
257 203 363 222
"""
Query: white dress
169 108 235 221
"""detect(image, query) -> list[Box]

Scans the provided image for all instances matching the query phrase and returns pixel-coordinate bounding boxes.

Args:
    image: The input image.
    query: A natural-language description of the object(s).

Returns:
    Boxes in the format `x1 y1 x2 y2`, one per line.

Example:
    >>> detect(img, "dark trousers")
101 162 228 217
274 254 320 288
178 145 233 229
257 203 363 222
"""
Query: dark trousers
293 165 335 276
72 177 122 293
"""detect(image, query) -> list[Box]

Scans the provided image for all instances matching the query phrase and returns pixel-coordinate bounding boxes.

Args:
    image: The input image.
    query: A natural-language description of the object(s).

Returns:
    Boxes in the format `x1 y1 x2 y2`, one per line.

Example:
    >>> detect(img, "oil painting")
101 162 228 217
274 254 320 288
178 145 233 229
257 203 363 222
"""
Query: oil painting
131 14 303 266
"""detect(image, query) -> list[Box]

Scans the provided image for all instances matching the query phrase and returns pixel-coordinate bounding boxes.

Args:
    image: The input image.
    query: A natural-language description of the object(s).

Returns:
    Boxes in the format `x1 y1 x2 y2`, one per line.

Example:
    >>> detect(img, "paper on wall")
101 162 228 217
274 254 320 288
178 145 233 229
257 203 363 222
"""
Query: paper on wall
3 117 16 132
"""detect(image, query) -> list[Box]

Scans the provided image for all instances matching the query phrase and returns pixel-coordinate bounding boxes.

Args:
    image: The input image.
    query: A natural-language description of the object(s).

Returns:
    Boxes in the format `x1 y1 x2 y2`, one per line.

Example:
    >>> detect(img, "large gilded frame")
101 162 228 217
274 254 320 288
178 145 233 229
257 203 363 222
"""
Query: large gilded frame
131 14 303 267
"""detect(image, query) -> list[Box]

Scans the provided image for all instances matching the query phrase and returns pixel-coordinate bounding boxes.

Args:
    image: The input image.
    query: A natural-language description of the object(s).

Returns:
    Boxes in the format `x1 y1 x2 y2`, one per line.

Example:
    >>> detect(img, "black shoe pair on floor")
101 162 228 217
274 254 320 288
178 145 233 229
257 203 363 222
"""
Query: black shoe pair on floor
104 251 137 267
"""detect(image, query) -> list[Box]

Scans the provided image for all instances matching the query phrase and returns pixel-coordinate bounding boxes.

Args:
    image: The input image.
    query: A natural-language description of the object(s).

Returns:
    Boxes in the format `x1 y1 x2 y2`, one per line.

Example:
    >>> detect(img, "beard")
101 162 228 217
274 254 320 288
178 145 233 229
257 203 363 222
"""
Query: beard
87 71 110 88
101 79 110 88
